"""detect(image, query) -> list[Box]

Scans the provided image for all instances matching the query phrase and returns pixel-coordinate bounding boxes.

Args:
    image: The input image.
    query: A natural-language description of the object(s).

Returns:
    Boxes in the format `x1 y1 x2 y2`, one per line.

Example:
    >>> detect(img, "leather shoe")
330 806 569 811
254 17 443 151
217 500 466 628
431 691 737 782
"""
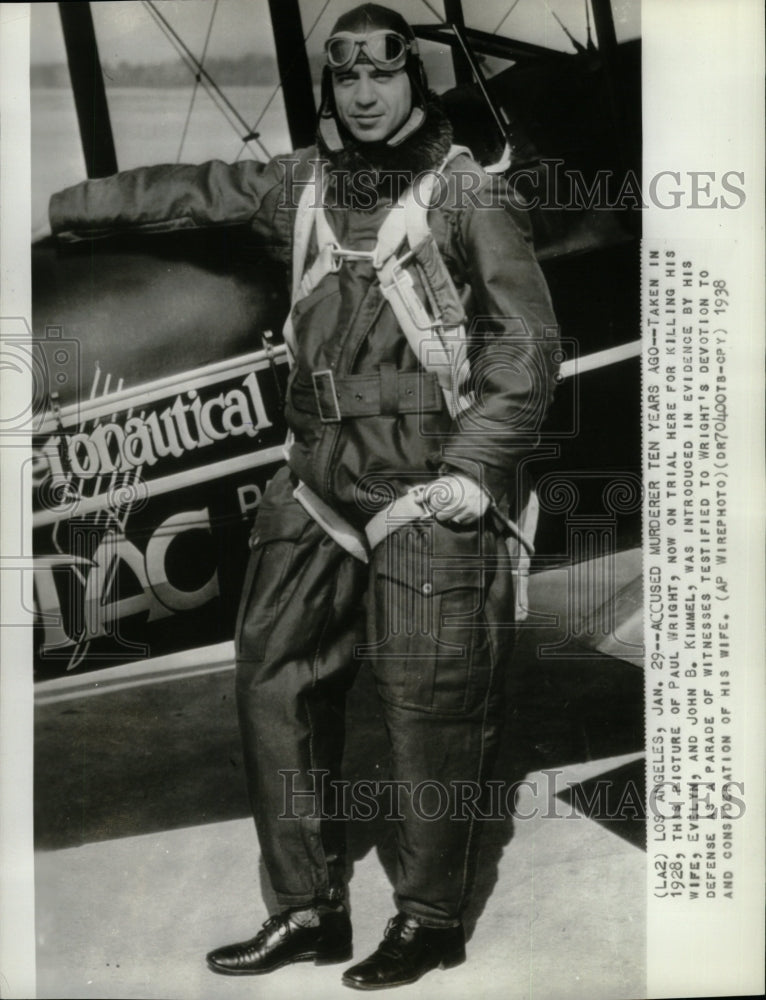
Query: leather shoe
342 913 465 990
206 904 352 976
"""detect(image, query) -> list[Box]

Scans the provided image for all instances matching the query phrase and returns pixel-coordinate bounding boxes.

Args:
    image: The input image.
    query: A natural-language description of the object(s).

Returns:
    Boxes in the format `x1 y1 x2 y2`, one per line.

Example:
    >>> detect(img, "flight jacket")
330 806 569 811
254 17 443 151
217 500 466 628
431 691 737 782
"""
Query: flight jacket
49 109 559 530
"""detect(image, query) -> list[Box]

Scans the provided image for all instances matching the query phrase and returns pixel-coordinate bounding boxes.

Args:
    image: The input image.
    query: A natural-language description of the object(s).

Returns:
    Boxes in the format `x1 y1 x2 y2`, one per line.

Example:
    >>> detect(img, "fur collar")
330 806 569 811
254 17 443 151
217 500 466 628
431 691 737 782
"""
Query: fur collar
318 95 454 203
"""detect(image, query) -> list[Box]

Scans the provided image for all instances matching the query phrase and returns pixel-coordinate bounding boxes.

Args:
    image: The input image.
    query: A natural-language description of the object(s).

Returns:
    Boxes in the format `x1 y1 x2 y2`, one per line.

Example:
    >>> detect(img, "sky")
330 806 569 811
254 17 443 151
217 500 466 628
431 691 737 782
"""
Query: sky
31 0 641 66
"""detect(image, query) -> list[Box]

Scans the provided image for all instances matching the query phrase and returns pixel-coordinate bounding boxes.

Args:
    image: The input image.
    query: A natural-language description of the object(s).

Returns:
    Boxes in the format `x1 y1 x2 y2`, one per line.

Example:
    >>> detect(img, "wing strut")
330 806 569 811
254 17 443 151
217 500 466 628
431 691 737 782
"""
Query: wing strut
266 0 317 150
58 2 118 178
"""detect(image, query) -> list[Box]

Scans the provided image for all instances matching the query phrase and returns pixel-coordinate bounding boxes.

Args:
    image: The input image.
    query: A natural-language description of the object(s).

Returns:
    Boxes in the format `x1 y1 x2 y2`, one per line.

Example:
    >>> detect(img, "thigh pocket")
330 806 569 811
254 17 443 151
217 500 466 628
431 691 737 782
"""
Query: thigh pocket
368 548 492 716
235 503 312 662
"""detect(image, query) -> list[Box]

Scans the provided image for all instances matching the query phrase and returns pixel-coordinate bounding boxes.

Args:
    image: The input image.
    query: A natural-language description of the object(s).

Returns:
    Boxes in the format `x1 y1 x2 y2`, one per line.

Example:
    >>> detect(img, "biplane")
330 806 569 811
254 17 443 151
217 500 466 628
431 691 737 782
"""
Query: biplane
30 0 643 683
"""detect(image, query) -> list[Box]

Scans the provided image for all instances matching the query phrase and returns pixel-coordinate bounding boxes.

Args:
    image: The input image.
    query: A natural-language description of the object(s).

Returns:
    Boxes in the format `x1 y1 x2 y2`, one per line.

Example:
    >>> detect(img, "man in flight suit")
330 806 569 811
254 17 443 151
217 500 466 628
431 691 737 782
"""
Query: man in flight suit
50 3 558 989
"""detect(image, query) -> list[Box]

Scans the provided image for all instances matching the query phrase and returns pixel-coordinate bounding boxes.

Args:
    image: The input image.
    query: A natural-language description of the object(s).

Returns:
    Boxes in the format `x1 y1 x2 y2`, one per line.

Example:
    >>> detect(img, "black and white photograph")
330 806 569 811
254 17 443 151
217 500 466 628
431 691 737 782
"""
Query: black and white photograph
0 1 763 998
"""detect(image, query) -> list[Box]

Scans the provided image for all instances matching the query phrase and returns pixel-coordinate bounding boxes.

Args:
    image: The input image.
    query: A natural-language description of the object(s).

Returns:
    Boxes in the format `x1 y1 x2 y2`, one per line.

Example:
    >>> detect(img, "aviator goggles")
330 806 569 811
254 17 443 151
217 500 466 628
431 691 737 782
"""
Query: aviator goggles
325 30 415 72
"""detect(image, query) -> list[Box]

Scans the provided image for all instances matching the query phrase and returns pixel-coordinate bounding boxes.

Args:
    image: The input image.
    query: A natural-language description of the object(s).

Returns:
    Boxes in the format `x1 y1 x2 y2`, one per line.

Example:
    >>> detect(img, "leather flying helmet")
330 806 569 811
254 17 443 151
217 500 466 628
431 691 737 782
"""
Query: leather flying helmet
319 3 429 150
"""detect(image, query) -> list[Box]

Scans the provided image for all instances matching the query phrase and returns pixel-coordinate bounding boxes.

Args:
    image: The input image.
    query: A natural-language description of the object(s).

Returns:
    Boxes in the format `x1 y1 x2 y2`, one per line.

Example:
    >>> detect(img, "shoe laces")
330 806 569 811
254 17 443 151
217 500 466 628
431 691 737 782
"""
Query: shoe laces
260 907 319 938
228 916 285 962
380 913 419 957
385 914 416 937
259 911 293 938
257 914 285 940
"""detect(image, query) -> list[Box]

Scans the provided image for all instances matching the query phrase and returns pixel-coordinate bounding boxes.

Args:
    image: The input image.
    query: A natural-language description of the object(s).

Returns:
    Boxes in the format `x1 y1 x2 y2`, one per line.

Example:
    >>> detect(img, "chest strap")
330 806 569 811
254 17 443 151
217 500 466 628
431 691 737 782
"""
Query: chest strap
374 152 472 417
283 148 472 414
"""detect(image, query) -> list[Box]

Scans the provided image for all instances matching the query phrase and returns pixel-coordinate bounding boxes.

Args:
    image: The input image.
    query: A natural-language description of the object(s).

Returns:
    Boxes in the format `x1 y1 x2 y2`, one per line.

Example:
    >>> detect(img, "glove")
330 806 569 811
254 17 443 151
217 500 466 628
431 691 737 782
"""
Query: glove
423 473 491 525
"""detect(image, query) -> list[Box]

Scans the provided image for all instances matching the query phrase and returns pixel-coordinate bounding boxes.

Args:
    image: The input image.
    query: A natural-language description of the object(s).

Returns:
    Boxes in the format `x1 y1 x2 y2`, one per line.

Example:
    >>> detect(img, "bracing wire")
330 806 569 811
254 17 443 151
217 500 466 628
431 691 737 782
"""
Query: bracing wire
248 0 333 138
143 1 269 158
142 0 272 159
235 0 334 162
176 0 220 163
537 0 586 52
303 0 336 41
492 0 523 36
418 0 441 20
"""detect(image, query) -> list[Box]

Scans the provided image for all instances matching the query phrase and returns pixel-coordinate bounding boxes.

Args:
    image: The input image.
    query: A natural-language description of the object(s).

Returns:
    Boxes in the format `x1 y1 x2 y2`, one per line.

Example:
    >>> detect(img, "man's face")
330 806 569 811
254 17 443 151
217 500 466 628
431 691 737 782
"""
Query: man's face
332 63 412 143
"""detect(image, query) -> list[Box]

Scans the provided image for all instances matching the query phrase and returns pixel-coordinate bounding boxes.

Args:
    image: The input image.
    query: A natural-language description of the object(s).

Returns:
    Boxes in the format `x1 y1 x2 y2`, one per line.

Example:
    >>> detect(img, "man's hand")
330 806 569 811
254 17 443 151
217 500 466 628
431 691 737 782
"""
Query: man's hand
423 473 491 525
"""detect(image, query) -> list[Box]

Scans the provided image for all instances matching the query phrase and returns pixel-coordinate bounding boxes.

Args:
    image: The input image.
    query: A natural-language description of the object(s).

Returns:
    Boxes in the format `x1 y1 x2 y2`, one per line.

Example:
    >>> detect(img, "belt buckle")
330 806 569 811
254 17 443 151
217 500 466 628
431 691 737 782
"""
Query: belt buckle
312 369 342 423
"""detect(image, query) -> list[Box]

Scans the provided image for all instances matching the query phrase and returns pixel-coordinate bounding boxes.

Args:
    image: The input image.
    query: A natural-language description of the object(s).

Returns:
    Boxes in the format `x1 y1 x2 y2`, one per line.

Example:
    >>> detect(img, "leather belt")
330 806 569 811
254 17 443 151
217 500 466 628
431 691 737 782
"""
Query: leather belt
289 366 443 423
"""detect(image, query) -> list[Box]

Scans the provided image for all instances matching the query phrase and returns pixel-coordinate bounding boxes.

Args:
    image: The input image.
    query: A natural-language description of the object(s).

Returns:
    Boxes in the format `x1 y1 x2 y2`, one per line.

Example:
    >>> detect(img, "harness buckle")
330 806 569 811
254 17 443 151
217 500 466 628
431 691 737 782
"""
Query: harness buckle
331 246 376 266
323 243 343 274
312 369 342 423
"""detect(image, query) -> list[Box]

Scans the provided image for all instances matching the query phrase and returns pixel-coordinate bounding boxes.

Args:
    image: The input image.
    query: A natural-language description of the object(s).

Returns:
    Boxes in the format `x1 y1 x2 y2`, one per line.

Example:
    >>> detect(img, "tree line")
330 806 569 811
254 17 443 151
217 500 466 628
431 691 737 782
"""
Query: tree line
31 53 327 88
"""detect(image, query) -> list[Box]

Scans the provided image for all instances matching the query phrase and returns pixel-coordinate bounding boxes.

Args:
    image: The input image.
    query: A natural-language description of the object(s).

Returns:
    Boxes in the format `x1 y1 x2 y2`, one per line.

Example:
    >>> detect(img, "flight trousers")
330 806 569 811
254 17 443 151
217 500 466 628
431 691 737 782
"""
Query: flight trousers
235 467 514 928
